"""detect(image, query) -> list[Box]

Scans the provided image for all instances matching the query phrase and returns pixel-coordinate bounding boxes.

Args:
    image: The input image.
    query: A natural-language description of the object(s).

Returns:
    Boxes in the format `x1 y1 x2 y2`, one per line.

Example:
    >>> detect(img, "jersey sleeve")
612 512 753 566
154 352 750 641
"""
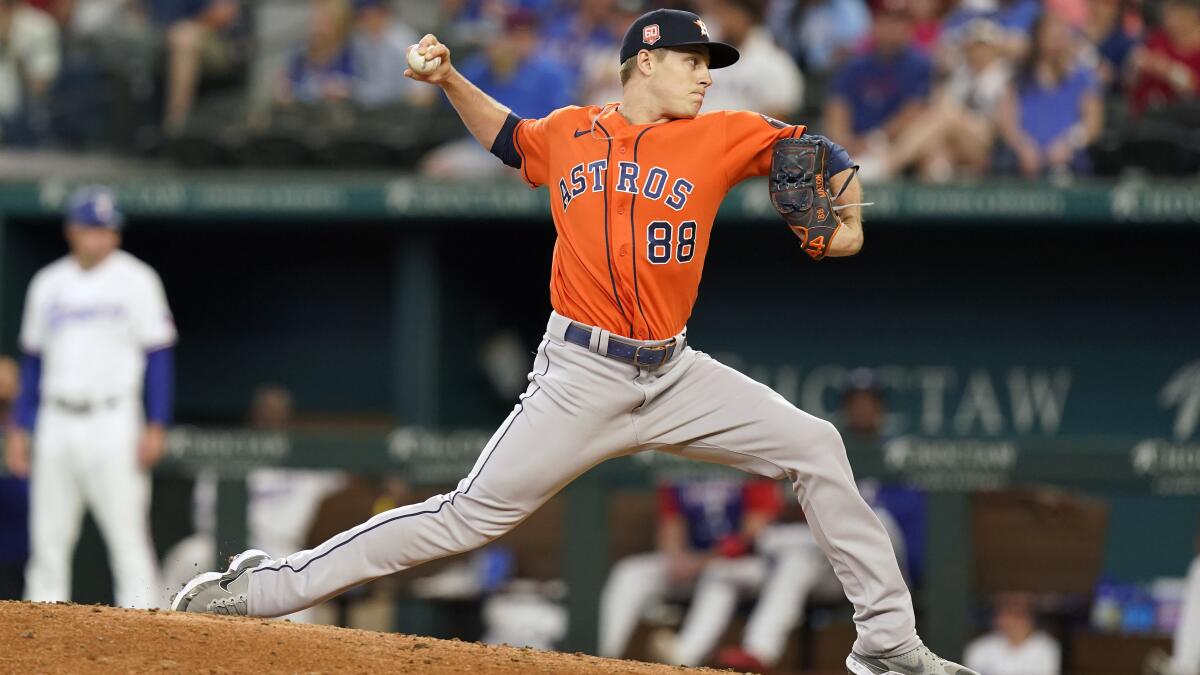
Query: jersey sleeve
512 106 577 189
18 271 50 355
132 268 178 350
721 110 807 186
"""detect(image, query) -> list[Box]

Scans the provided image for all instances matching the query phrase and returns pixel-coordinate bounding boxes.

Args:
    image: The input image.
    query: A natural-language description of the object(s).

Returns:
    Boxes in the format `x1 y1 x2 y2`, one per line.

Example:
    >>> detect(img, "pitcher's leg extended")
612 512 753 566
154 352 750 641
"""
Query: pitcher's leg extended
237 339 637 617
637 351 917 658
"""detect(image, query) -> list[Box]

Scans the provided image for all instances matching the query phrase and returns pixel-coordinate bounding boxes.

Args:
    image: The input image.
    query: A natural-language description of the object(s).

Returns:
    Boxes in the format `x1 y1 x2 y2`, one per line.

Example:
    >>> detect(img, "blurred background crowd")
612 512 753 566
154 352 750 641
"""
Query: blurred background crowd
0 0 1197 179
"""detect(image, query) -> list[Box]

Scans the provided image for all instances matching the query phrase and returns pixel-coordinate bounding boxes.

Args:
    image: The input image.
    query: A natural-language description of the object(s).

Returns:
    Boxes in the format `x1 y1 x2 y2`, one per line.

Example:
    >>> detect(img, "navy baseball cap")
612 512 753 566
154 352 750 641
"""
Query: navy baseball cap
65 186 124 230
620 9 740 69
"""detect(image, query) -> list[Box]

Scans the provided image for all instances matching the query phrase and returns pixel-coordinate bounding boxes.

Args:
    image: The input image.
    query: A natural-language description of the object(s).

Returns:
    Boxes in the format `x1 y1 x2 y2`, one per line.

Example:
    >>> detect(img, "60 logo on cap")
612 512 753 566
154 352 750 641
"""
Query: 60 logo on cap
620 8 739 68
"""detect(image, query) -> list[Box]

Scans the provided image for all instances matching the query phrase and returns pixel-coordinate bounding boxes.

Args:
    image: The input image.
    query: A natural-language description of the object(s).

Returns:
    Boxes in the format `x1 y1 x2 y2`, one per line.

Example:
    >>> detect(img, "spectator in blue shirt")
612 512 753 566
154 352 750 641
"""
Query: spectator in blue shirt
941 0 1040 63
455 8 576 119
876 18 1012 182
767 0 873 74
147 0 242 133
421 7 574 178
997 10 1103 177
824 0 932 179
429 0 517 63
1083 0 1140 92
278 0 356 105
351 0 424 107
577 0 644 105
994 0 1041 36
541 0 622 80
145 0 215 26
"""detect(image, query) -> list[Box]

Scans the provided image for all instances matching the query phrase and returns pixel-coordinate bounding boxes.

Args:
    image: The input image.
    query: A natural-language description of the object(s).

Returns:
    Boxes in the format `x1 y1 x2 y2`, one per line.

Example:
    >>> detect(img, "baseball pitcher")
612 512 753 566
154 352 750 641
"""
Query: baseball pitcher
173 9 976 675
5 187 175 609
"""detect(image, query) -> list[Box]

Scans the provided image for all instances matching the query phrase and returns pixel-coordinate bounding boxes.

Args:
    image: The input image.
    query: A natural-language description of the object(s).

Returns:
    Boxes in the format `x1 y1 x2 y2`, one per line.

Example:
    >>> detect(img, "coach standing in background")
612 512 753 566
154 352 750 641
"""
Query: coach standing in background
3 186 176 609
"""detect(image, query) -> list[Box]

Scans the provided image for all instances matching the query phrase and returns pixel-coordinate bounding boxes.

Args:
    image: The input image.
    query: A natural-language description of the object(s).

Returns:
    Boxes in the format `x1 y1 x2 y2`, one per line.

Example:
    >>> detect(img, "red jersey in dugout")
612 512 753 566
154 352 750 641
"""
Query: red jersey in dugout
514 104 805 340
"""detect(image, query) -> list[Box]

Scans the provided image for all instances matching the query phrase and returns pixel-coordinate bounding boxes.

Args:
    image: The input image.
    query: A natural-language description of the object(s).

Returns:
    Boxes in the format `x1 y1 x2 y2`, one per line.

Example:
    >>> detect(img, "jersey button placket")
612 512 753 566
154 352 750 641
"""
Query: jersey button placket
608 166 635 333
614 141 626 216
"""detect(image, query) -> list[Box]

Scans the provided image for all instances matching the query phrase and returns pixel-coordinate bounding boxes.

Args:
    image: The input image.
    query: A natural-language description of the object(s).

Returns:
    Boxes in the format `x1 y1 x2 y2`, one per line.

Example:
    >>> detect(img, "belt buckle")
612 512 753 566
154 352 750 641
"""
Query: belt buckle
633 340 674 369
57 399 90 414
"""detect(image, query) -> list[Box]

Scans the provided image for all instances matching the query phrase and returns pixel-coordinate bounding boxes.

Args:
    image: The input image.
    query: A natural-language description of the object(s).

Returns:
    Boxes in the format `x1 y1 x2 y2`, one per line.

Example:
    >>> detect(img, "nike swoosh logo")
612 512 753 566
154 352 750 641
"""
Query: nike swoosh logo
574 129 590 138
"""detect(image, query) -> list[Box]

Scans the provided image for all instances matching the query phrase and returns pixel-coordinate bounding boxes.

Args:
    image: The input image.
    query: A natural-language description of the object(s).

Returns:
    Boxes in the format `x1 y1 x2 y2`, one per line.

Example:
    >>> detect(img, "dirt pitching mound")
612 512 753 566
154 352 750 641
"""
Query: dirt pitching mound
0 600 741 674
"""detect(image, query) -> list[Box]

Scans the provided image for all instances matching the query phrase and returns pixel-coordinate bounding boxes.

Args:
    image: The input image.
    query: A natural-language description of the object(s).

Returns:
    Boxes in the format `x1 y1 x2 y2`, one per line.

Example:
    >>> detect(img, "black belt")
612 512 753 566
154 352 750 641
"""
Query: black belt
563 323 681 369
50 397 120 415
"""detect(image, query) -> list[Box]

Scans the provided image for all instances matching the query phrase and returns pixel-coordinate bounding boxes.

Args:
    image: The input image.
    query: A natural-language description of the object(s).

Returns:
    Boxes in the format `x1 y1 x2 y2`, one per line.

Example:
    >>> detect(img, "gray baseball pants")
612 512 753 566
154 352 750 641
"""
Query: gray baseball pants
247 311 919 657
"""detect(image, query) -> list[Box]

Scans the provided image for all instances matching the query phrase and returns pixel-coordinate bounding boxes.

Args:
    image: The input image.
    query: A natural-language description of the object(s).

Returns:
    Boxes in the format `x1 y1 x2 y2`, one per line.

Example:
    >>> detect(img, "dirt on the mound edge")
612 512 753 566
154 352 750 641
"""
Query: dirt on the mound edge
0 600 746 674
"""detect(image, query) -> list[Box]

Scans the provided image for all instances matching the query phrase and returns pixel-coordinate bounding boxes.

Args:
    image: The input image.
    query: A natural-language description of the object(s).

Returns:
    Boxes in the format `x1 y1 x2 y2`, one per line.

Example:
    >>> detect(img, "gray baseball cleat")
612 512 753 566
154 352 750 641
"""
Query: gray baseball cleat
171 548 271 616
846 643 980 675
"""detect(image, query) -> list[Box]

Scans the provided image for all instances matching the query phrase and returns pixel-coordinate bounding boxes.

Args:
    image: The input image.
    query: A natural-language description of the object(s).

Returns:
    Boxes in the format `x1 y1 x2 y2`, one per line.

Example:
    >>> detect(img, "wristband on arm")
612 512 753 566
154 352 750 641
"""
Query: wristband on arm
14 353 41 431
144 346 175 426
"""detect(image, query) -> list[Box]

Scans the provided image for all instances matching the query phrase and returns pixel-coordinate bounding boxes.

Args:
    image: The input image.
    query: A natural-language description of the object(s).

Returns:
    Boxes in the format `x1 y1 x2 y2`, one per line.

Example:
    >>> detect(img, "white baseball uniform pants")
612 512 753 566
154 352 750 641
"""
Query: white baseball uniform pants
247 311 919 657
24 400 160 608
1174 554 1200 675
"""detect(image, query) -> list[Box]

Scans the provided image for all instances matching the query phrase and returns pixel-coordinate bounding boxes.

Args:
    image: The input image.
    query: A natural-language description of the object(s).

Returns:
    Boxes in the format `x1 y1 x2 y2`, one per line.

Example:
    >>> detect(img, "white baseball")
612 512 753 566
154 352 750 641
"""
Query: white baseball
407 45 442 75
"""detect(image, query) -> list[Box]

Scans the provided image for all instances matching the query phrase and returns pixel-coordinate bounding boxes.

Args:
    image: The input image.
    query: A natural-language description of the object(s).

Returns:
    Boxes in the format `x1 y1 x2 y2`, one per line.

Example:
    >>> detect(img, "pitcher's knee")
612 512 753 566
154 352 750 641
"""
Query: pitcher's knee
812 419 846 449
777 417 845 458
768 416 852 483
447 495 531 544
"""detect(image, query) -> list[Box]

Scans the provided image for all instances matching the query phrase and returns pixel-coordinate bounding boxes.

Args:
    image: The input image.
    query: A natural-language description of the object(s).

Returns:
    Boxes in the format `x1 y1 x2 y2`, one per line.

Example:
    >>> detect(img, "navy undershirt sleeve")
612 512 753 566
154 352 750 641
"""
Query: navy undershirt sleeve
14 353 41 431
143 346 175 426
490 113 523 169
802 133 856 176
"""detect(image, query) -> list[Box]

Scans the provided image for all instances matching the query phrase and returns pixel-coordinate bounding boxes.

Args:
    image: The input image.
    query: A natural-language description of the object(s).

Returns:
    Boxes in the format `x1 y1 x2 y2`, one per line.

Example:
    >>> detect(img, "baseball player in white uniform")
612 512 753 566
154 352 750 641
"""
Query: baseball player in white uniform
4 186 176 609
1147 551 1200 675
1176 553 1200 675
174 11 975 674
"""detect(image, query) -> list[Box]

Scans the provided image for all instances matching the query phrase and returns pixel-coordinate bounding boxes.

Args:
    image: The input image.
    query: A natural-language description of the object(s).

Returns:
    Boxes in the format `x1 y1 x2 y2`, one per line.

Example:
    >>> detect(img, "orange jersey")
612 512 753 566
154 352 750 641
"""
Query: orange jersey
514 104 805 340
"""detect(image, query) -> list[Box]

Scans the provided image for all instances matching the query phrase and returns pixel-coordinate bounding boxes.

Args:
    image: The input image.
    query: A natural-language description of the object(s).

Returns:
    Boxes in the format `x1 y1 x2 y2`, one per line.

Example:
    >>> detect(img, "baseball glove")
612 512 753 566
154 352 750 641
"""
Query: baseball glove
770 137 853 261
